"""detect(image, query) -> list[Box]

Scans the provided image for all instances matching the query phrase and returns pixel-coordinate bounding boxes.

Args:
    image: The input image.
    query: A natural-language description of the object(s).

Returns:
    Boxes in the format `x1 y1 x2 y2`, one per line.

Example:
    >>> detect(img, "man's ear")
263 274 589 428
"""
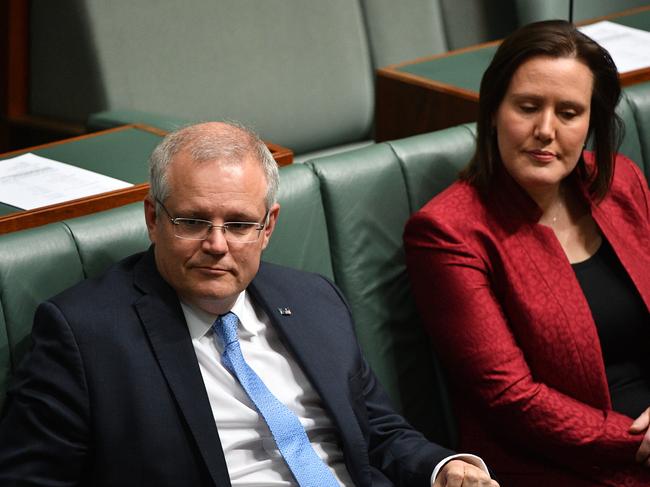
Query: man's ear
144 197 158 243
261 203 280 250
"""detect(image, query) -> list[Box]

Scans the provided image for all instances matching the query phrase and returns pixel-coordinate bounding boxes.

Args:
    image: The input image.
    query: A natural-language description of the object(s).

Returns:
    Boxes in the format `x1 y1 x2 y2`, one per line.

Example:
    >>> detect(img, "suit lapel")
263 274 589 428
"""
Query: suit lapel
248 267 370 487
133 250 231 487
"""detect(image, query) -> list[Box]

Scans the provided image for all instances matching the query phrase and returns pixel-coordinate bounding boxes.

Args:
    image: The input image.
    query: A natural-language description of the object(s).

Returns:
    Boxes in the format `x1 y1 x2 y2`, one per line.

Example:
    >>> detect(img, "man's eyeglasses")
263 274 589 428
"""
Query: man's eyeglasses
155 198 269 243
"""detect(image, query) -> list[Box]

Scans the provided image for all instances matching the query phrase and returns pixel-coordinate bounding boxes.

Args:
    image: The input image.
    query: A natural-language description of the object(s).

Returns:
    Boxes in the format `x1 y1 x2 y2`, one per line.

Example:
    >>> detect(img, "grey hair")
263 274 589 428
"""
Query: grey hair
148 121 279 211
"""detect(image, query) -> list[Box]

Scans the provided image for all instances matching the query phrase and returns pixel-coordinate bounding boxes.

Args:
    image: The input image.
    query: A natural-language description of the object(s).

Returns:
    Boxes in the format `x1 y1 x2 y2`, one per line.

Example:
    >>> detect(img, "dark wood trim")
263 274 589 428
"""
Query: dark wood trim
0 124 158 234
0 183 150 235
265 141 293 166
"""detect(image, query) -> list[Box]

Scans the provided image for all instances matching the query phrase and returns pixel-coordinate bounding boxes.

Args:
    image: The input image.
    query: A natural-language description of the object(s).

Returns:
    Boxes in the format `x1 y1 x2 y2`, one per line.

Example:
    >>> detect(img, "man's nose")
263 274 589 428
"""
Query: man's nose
202 225 229 254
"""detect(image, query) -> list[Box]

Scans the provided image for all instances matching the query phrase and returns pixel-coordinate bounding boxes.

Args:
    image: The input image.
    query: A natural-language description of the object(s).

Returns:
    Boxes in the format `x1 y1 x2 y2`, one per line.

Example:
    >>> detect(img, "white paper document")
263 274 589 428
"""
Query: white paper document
579 21 650 74
0 153 133 210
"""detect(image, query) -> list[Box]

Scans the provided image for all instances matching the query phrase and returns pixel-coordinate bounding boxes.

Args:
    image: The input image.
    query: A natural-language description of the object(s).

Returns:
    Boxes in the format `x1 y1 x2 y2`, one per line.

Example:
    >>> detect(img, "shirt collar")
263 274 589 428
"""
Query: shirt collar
181 291 265 340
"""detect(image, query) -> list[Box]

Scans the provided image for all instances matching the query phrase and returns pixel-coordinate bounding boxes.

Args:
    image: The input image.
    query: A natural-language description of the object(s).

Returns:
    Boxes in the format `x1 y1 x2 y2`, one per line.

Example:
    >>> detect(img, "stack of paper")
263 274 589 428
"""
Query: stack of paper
579 21 650 74
0 153 133 210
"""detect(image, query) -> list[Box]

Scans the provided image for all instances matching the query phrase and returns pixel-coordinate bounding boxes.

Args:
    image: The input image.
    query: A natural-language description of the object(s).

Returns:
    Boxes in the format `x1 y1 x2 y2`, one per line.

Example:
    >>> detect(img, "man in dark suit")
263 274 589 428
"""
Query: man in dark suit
0 122 497 486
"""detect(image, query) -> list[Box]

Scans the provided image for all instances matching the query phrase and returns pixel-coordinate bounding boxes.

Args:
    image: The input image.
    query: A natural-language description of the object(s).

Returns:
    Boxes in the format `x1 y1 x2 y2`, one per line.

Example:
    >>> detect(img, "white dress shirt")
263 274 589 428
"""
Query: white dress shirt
182 291 489 486
182 291 354 486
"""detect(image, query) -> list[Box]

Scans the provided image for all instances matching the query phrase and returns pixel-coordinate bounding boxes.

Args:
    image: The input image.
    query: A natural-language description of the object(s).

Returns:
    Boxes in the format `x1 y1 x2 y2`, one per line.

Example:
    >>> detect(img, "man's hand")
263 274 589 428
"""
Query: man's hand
433 460 499 487
630 407 650 466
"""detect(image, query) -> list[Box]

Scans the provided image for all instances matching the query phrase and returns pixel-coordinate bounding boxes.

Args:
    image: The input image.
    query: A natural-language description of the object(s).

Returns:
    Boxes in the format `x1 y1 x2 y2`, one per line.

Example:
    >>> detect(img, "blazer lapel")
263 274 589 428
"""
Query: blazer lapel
492 170 610 407
247 268 370 487
594 197 650 313
512 221 610 405
133 250 231 487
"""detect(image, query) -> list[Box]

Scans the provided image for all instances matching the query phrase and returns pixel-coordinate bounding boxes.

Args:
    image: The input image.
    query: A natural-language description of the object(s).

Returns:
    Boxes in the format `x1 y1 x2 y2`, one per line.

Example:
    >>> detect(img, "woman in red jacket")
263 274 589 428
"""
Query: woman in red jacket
404 20 650 486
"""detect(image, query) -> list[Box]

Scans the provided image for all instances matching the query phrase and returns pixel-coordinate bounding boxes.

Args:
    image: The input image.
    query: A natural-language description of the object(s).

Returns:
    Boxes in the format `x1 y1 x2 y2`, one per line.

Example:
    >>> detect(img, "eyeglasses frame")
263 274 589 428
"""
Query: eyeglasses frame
154 198 270 243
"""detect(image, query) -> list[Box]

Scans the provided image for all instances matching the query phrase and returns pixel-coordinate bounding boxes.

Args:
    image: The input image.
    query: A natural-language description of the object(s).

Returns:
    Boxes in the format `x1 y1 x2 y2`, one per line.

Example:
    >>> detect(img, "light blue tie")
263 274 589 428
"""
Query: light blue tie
213 312 340 487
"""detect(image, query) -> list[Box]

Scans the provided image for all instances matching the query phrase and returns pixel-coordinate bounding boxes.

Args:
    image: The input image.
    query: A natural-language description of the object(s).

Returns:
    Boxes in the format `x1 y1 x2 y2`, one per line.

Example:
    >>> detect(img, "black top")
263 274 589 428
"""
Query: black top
572 239 650 418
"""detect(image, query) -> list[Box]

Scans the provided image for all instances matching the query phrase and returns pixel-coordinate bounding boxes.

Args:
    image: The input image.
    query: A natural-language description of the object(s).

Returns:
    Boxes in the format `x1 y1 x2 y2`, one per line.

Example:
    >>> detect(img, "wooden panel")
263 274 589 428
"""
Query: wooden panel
375 70 479 142
265 141 294 166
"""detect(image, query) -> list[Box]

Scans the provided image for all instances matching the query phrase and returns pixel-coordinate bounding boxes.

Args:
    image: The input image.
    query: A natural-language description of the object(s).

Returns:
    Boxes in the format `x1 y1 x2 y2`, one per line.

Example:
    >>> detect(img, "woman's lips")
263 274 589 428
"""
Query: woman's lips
526 149 557 163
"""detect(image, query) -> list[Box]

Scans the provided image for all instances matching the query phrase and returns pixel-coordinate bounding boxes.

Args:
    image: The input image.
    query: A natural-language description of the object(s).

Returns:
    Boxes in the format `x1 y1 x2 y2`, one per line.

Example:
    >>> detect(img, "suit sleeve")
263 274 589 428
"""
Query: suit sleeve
0 301 90 486
403 210 644 474
319 275 455 486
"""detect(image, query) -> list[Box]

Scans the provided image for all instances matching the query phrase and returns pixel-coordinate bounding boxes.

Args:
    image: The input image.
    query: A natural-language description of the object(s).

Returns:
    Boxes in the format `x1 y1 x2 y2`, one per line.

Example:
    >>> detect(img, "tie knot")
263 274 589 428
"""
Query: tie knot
214 311 239 346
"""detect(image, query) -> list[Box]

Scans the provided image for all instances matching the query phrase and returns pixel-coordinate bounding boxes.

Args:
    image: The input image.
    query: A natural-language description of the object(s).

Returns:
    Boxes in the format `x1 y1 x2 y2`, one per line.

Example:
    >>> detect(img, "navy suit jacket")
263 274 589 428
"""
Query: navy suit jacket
0 248 452 486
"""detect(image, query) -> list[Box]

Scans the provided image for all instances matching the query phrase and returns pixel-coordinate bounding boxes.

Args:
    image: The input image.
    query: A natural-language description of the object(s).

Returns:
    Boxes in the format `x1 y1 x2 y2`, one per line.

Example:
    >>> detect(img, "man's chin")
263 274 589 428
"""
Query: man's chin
183 291 239 315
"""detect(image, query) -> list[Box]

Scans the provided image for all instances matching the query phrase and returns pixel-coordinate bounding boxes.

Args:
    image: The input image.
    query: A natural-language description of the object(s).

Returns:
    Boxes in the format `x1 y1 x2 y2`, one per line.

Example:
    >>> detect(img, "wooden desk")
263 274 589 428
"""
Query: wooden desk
375 5 650 142
0 124 293 234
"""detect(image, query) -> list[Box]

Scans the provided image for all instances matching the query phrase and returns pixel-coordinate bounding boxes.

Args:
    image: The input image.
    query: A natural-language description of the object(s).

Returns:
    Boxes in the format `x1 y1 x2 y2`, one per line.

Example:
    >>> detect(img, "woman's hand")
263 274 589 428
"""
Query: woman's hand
630 407 650 466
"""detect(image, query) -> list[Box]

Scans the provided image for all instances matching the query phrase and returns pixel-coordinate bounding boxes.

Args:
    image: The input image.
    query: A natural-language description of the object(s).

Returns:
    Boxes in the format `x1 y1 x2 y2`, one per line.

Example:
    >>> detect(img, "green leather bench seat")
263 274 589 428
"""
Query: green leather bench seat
2 81 650 449
308 143 457 443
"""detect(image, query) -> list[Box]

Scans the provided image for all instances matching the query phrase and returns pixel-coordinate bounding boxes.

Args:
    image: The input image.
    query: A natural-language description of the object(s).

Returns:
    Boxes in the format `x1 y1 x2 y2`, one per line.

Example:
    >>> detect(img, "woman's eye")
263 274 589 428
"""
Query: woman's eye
559 111 578 120
519 105 537 113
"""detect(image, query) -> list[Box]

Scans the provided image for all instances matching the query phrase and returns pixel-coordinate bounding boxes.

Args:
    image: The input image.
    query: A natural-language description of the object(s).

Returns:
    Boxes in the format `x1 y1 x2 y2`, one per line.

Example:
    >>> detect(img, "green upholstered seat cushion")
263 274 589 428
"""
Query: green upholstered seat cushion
64 203 151 279
0 224 85 409
263 164 334 280
308 144 455 445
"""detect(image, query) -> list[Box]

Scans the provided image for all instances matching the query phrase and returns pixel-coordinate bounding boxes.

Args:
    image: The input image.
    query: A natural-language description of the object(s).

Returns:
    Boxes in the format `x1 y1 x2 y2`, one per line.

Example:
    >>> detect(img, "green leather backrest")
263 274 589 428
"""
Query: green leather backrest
307 144 455 445
360 0 448 67
0 224 85 410
616 93 645 174
440 0 519 50
390 124 477 213
264 164 335 280
515 0 650 24
622 81 650 181
30 0 374 155
64 203 151 279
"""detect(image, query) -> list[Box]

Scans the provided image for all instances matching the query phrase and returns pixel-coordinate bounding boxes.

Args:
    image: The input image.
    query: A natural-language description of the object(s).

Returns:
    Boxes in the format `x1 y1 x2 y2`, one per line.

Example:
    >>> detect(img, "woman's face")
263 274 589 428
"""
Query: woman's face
494 55 593 198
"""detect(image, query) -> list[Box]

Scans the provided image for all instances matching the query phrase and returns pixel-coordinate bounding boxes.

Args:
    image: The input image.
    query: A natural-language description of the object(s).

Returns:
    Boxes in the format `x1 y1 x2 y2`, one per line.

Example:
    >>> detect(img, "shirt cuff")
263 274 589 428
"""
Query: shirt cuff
430 453 490 485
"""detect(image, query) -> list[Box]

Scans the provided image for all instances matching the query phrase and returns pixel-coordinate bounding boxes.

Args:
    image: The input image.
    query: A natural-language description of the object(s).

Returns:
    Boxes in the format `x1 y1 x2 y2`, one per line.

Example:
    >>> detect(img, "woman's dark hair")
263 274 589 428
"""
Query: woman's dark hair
461 20 623 200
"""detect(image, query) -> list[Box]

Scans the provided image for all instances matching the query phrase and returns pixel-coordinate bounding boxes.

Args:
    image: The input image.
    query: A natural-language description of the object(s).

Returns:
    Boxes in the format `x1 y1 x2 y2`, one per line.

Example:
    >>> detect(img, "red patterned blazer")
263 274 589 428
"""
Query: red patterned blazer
404 153 650 486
